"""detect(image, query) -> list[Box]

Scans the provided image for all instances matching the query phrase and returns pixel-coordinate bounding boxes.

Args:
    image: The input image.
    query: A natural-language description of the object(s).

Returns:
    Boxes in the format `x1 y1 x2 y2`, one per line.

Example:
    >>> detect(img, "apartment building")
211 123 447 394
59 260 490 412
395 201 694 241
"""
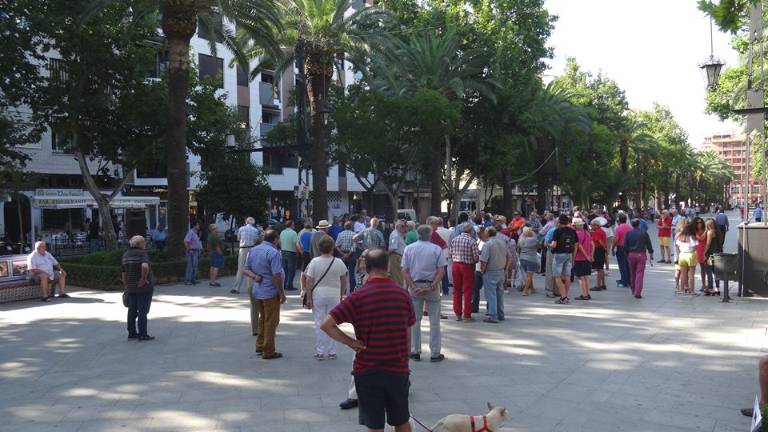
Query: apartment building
702 132 762 206
0 16 369 247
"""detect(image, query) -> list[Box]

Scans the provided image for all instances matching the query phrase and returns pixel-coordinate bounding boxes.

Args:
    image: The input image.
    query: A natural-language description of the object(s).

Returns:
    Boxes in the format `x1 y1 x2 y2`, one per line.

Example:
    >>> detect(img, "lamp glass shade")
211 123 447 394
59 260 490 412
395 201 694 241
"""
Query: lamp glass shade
700 56 724 89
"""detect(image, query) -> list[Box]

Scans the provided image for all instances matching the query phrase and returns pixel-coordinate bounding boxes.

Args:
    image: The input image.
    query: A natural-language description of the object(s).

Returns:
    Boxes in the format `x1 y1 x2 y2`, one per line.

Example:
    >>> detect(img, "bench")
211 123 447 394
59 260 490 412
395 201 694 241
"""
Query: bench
0 254 40 303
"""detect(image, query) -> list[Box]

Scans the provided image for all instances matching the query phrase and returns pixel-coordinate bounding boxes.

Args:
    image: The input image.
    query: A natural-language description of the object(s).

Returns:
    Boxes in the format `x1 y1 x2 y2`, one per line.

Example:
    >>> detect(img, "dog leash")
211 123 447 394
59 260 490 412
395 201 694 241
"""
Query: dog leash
410 415 433 432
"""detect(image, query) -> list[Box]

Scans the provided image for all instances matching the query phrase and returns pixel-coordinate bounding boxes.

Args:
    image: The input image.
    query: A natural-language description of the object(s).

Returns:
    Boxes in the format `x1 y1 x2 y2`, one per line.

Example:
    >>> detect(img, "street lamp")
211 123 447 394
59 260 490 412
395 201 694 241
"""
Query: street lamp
700 18 724 89
318 103 332 126
700 55 725 89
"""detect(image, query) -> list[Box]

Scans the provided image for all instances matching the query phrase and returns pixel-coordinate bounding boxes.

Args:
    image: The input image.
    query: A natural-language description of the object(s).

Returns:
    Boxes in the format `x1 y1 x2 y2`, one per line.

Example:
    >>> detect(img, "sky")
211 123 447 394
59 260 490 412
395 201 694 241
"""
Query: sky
544 0 741 148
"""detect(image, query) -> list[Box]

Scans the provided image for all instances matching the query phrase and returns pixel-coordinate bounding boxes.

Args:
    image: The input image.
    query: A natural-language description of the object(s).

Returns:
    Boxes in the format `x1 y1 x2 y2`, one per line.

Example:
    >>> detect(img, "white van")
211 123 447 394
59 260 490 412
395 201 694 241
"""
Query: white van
396 209 417 222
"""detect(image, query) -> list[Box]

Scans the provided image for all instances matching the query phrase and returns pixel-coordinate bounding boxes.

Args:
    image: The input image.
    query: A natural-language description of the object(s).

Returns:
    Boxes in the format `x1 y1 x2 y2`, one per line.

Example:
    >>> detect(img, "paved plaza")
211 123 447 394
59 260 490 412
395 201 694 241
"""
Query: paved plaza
1 214 766 432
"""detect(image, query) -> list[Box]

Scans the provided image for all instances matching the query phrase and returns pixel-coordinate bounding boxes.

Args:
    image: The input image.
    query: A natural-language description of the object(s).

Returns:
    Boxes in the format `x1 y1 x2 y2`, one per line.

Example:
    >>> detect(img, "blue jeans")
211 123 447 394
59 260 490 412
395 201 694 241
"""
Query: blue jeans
483 270 505 321
616 246 630 287
441 266 450 295
705 261 719 289
282 251 297 291
127 291 153 337
185 250 199 283
472 271 483 313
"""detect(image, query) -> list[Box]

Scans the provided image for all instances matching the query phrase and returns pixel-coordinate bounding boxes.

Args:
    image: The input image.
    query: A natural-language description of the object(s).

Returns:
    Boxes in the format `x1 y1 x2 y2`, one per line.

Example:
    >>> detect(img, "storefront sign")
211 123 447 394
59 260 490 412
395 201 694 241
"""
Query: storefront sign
34 189 86 197
33 195 160 209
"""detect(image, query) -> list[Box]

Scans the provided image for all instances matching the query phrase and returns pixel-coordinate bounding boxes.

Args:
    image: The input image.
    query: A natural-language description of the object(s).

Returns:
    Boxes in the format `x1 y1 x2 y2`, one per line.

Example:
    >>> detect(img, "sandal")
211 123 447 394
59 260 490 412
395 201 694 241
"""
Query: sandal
575 295 591 301
483 318 499 323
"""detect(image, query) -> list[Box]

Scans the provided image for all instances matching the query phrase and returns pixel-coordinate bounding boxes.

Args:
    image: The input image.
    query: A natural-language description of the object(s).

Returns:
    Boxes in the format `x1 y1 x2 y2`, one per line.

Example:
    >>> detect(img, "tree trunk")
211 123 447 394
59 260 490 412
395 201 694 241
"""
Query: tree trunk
502 170 513 216
162 4 197 257
15 193 24 245
305 55 332 223
536 176 548 213
429 148 442 216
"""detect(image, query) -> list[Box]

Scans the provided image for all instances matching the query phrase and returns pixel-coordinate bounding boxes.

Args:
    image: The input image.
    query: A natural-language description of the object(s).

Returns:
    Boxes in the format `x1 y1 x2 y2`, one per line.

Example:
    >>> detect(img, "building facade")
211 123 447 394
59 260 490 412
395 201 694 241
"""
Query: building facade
1 17 369 248
702 131 762 207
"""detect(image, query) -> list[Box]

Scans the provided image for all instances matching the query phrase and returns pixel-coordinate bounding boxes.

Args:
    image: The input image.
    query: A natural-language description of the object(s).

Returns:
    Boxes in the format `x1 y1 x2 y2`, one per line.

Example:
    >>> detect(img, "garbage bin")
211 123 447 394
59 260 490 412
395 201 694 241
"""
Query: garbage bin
713 253 737 278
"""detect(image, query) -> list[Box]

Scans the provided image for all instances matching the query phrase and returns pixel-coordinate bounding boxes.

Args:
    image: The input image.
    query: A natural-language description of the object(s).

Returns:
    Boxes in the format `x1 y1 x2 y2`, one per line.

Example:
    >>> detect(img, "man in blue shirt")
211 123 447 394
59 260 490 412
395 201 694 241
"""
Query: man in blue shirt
150 224 167 251
754 205 763 222
243 230 286 359
544 218 560 298
328 216 343 240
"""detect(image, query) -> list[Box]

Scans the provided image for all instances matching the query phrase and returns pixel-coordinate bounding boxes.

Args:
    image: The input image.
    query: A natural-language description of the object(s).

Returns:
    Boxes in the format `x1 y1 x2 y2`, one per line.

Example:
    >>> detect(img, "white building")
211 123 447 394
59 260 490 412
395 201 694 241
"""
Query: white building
0 16 369 247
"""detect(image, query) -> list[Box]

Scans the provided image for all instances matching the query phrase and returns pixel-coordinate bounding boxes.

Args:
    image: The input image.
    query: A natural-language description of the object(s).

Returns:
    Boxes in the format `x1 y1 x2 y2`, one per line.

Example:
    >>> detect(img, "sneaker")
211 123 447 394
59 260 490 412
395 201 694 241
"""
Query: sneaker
58 293 70 298
634 294 642 299
430 354 445 362
328 353 337 360
555 297 570 304
127 334 138 340
137 335 155 341
339 399 358 410
314 354 325 361
409 353 421 361
546 292 556 298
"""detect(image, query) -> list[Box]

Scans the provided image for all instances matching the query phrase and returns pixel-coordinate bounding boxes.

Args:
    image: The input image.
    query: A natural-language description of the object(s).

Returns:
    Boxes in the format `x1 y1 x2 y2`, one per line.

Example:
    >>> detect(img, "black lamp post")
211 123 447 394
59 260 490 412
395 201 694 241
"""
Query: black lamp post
700 55 725 89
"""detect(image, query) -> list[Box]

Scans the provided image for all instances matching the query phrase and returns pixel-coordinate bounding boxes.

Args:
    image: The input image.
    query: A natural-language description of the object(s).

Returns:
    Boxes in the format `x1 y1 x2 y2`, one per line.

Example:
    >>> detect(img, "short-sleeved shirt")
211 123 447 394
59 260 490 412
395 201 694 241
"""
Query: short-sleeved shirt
451 233 479 264
329 277 416 375
207 233 222 251
591 227 607 249
279 228 299 253
479 236 508 271
245 242 284 299
328 224 343 240
122 247 153 293
517 236 539 263
357 228 385 251
299 230 313 253
551 226 577 254
305 256 347 298
402 241 445 281
311 231 328 258
574 229 592 262
237 224 262 247
657 216 672 238
389 231 406 256
614 224 632 247
405 230 418 245
184 229 202 250
335 229 356 252
27 251 58 279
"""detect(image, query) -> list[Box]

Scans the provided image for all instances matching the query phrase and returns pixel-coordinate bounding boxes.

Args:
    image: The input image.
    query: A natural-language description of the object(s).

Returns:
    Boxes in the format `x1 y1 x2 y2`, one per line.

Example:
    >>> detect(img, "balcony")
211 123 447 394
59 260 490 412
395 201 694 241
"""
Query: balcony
259 82 279 107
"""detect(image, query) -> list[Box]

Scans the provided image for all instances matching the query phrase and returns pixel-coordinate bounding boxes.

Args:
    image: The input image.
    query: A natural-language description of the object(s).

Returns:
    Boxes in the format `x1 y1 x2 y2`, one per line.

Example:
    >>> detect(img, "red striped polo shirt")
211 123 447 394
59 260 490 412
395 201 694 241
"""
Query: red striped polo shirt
329 277 416 375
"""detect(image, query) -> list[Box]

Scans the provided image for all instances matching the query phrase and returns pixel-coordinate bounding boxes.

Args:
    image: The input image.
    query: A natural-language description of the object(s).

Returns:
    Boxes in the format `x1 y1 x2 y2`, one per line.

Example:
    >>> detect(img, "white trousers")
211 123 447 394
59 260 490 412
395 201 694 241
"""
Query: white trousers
231 248 251 293
312 296 339 355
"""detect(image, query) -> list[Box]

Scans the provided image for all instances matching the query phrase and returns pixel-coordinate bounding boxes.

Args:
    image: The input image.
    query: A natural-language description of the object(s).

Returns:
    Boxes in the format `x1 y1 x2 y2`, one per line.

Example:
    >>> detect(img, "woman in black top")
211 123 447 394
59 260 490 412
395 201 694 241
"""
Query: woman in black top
703 219 723 296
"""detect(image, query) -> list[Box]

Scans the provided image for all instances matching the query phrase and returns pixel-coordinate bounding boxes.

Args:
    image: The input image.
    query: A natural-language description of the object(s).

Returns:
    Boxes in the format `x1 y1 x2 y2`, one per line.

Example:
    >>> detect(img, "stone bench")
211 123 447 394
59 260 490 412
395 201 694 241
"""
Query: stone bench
0 254 40 303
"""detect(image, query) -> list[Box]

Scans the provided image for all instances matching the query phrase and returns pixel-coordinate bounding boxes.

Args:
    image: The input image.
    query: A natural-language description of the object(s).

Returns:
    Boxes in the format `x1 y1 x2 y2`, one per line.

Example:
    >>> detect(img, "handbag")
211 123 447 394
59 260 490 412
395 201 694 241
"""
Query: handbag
302 257 336 308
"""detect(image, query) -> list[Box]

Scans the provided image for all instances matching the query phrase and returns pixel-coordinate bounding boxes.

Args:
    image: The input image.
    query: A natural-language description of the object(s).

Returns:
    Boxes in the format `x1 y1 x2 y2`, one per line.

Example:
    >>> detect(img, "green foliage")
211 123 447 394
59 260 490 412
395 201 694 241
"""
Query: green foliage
197 155 272 223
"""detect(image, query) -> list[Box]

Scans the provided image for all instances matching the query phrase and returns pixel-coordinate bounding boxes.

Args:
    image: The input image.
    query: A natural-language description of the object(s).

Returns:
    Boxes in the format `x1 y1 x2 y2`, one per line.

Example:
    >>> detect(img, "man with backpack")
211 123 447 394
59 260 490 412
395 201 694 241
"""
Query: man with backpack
549 214 578 304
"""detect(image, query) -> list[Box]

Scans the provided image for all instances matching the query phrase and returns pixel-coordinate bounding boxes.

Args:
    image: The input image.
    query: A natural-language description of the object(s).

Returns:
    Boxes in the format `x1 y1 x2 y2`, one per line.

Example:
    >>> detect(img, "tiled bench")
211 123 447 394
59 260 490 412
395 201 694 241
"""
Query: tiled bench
0 255 40 303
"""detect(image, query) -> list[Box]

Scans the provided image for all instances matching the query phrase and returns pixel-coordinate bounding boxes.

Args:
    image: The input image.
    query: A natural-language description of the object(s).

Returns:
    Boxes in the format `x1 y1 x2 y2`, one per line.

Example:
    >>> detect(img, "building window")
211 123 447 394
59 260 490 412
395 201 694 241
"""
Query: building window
238 105 250 128
137 161 168 178
149 50 169 78
237 66 249 87
51 128 72 154
262 111 276 124
197 12 223 42
48 58 67 81
261 72 274 84
198 54 224 88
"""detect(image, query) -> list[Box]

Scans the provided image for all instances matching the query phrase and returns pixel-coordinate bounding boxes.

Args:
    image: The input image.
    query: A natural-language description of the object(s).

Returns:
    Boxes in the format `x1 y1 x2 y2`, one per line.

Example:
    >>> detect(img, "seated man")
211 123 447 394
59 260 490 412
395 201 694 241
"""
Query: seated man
27 241 68 302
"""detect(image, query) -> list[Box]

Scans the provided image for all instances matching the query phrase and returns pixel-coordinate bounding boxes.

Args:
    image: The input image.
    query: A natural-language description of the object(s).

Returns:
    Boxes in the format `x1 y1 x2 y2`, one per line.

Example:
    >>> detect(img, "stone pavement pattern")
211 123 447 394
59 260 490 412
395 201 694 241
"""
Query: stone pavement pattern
0 212 765 432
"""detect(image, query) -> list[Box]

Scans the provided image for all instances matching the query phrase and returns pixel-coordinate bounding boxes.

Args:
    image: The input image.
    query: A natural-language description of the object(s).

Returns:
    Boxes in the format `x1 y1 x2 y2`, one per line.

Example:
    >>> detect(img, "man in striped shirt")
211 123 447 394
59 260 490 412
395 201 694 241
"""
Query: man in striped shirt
321 249 416 432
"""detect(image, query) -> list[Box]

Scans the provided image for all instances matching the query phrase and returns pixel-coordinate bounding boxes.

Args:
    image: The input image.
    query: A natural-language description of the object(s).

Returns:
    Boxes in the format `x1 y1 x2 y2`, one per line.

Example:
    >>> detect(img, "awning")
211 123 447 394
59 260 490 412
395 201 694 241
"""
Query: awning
33 196 160 209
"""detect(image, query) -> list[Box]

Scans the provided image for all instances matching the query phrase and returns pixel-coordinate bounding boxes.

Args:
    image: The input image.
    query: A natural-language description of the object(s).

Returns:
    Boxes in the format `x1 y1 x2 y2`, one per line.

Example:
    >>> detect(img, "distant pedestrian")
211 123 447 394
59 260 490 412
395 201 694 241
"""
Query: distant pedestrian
184 221 202 285
589 219 607 292
243 230 286 359
657 210 673 264
625 219 654 299
335 221 358 292
703 219 723 296
321 249 416 432
279 220 301 291
550 214 578 304
613 213 632 288
405 221 418 245
715 207 729 247
402 225 446 362
311 220 331 259
472 227 487 313
450 223 480 321
517 227 539 296
755 205 763 222
388 220 407 287
122 235 154 341
572 218 593 301
231 217 263 295
207 224 224 287
480 227 510 323
675 219 698 295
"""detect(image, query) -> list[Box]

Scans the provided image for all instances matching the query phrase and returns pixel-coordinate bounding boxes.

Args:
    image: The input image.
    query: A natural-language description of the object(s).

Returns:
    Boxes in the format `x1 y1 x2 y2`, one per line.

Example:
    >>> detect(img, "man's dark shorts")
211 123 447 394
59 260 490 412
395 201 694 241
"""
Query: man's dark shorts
354 372 410 429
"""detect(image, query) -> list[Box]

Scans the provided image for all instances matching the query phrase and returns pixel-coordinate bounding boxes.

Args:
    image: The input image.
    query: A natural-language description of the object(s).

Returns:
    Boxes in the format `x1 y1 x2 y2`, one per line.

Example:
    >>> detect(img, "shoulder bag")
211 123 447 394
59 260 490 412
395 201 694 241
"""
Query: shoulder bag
302 257 336 308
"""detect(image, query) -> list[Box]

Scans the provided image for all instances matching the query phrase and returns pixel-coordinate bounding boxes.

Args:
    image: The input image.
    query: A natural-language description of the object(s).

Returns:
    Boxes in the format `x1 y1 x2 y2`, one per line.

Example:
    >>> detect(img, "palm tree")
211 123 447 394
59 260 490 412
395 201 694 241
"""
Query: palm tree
365 29 494 215
160 0 280 256
88 0 282 256
241 0 385 222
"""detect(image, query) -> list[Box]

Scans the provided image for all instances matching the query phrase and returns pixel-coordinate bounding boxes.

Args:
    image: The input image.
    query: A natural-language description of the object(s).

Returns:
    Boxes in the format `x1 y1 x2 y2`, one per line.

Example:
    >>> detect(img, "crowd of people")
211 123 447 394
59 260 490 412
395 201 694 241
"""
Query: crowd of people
100 204 738 431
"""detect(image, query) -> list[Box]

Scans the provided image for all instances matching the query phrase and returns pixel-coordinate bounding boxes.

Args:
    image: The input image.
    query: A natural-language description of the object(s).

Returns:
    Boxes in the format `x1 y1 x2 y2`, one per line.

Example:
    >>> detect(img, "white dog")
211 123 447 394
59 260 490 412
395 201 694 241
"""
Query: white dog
429 403 509 432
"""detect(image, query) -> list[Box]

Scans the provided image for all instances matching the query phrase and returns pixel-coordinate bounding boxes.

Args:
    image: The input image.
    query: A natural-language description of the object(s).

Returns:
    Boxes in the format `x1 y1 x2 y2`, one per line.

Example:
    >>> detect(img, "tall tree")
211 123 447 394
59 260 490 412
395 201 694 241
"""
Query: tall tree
242 0 386 222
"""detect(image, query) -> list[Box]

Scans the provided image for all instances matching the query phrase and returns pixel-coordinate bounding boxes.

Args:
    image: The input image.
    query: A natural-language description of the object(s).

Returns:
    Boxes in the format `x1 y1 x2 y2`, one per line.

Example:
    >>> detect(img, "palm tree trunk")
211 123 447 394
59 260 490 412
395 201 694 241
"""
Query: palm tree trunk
306 57 331 223
162 3 197 257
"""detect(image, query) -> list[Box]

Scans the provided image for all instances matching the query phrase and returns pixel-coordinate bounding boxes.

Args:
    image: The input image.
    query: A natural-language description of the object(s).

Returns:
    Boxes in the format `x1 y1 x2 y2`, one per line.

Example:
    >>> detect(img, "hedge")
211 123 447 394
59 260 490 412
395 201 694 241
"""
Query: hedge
62 251 238 291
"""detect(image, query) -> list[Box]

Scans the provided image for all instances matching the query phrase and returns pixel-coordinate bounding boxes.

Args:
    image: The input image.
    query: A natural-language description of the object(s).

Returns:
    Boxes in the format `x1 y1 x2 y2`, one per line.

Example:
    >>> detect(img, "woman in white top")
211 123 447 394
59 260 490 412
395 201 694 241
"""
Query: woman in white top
304 235 348 360
674 219 698 295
